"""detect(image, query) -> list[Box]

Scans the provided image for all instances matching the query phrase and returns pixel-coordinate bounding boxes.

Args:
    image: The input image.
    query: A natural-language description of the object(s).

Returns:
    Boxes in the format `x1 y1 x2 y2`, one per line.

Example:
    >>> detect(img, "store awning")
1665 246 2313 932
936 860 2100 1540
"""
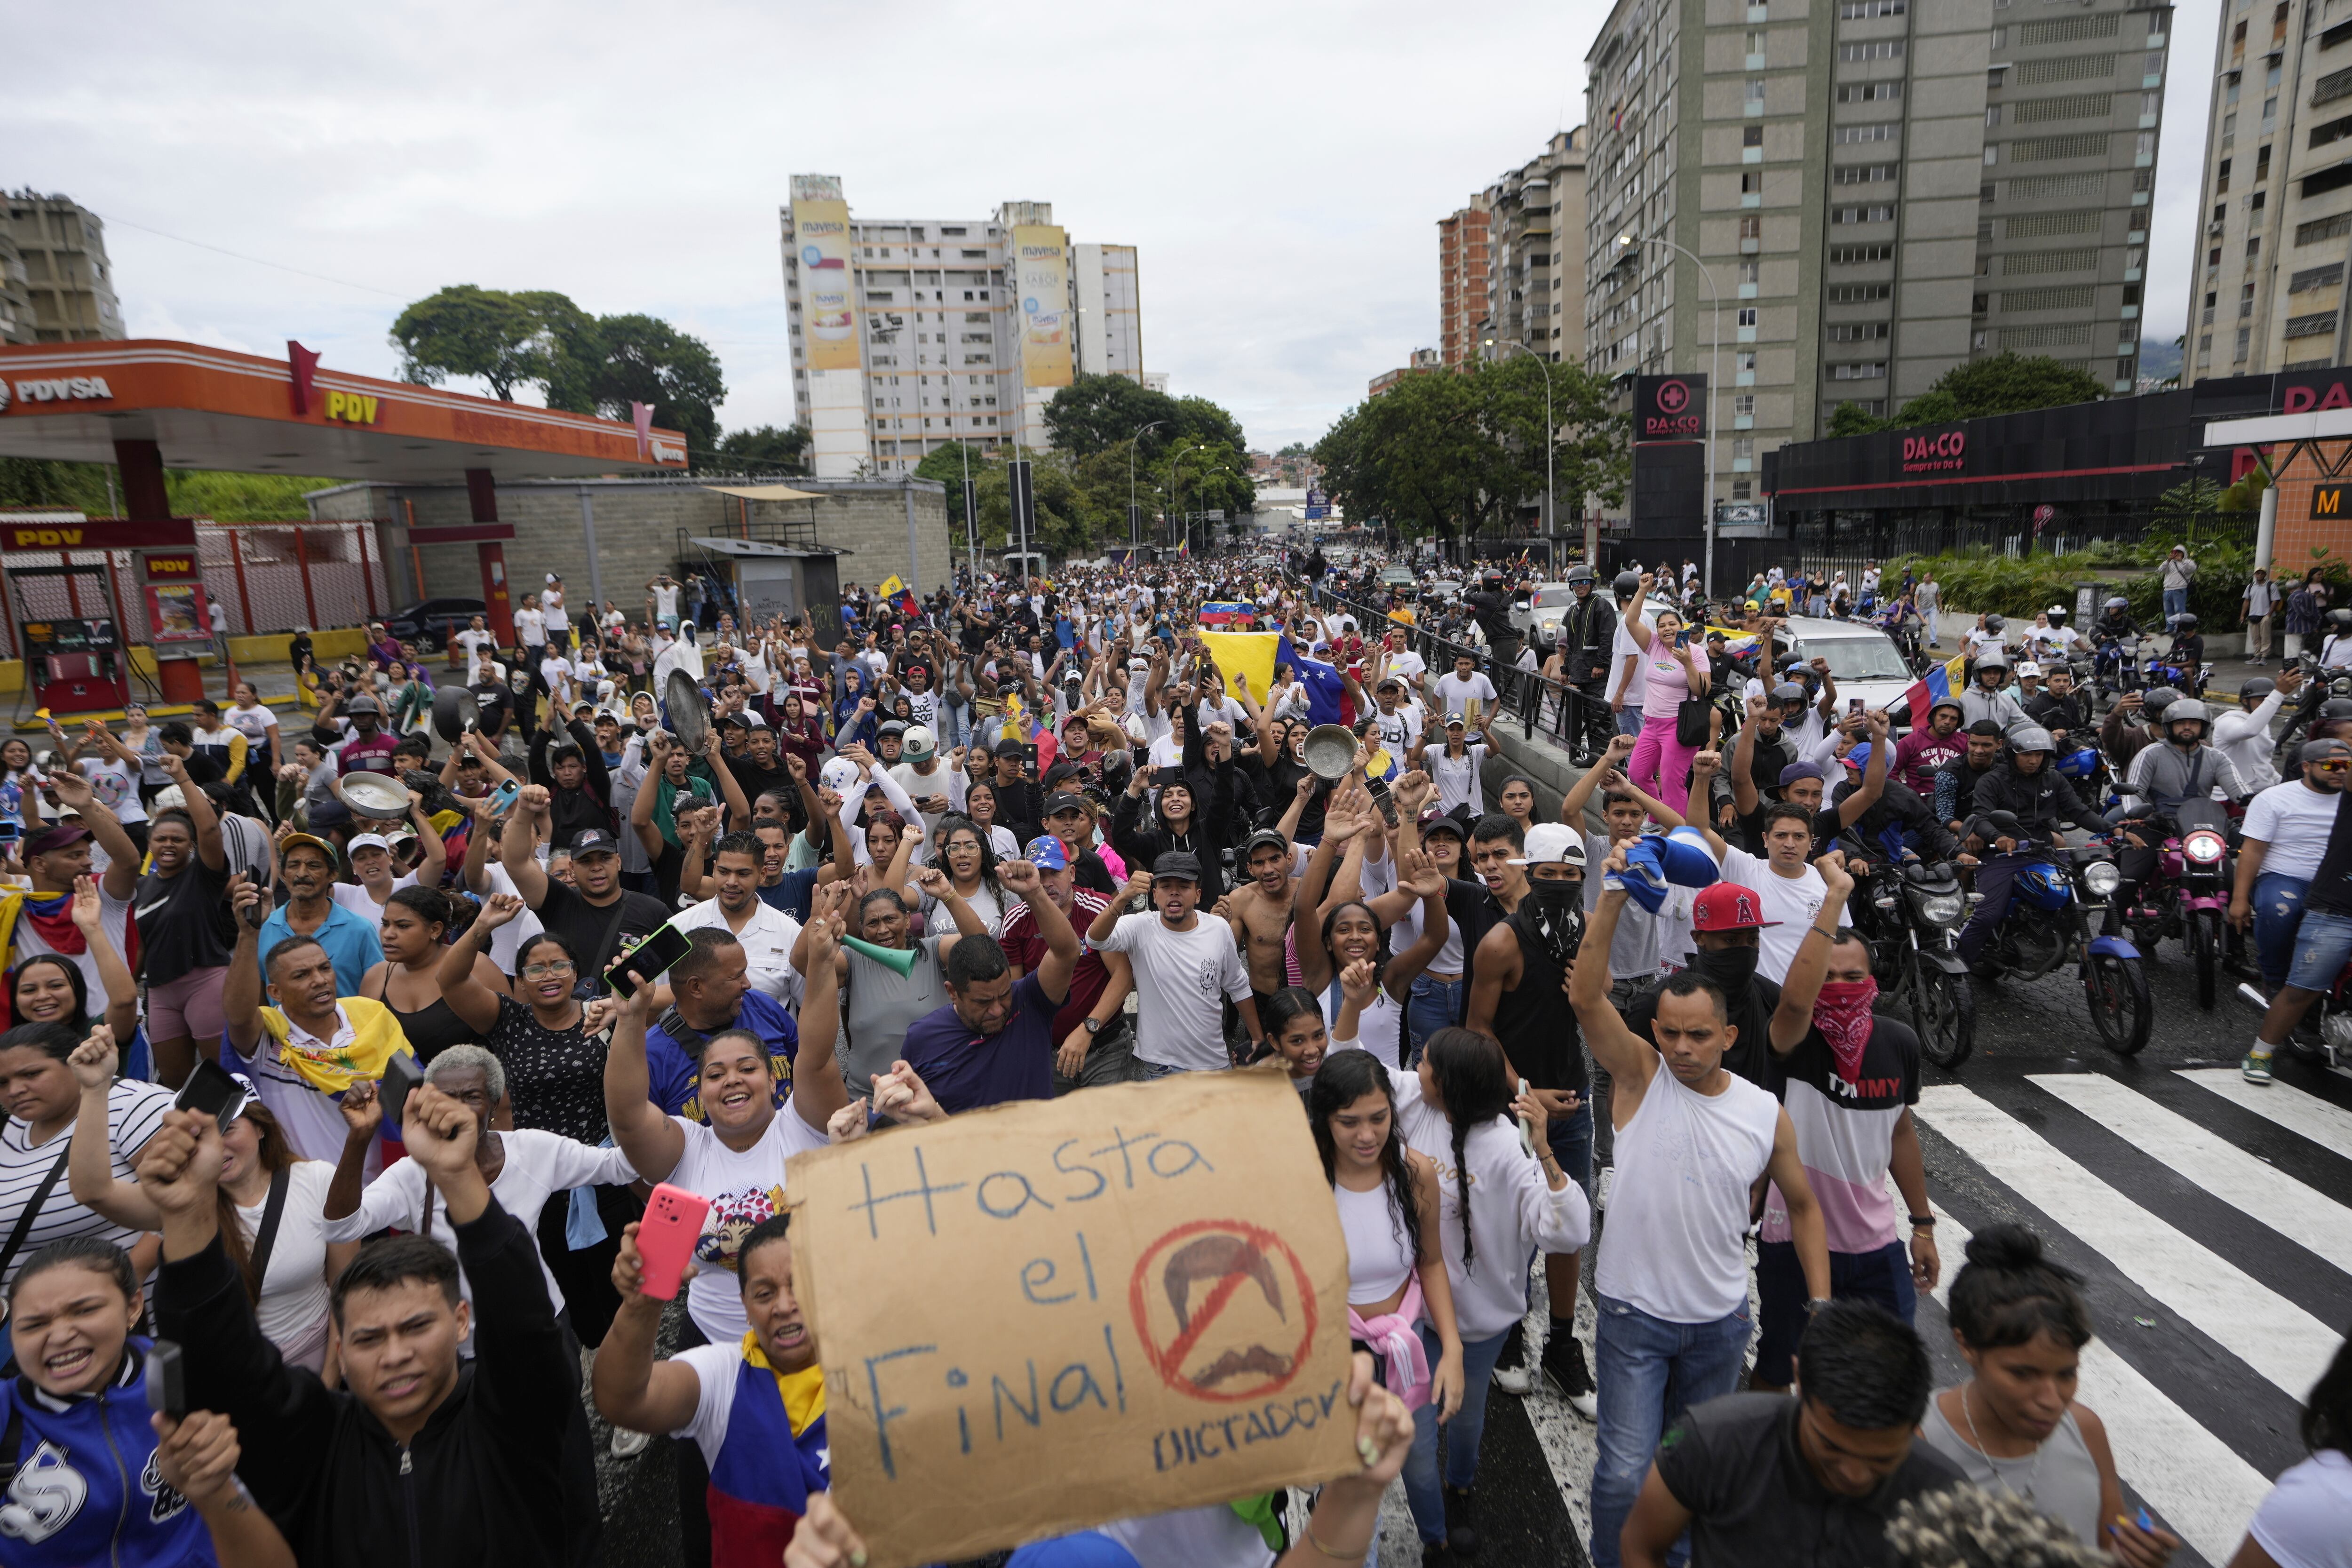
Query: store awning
701 484 826 502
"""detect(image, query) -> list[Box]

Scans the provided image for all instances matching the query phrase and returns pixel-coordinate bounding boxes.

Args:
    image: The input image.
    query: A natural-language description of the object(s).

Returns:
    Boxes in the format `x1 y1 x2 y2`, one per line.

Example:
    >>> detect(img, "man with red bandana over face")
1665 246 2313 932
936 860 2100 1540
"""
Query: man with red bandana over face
1745 851 1942 1398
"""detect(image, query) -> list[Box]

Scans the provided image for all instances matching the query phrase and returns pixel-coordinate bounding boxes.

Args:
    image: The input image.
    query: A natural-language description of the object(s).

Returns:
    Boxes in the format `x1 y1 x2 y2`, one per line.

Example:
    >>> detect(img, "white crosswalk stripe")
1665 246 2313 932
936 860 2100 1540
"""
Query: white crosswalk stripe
1914 1082 2342 1404
2177 1065 2352 1148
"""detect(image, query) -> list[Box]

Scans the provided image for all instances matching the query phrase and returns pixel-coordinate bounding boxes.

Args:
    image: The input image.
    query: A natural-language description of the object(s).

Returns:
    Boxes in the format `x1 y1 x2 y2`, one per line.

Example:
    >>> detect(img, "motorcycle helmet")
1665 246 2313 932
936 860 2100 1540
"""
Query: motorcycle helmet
2104 595 2131 613
2163 698 2212 740
2173 613 2200 632
2045 604 2069 624
1771 681 1809 706
1613 571 1642 598
2241 676 2276 706
2141 685 2183 715
2328 607 2352 635
1985 614 2007 633
1566 564 1596 584
2320 697 2352 721
1976 647 2011 672
2008 725 2057 755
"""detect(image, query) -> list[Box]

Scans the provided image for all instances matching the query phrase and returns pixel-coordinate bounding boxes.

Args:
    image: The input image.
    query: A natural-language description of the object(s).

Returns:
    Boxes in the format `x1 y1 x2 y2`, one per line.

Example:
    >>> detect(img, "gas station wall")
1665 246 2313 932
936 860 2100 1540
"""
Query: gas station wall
306 474 954 613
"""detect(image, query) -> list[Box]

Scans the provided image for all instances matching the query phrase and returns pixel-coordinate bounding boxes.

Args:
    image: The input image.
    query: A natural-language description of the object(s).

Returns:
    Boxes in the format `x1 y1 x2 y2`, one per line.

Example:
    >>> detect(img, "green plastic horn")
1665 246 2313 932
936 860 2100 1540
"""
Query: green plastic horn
842 935 920 977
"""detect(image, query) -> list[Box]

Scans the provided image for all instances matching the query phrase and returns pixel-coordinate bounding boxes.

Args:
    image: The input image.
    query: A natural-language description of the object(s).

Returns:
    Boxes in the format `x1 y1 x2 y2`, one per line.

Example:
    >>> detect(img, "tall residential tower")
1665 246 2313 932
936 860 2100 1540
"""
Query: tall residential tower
1584 0 2168 514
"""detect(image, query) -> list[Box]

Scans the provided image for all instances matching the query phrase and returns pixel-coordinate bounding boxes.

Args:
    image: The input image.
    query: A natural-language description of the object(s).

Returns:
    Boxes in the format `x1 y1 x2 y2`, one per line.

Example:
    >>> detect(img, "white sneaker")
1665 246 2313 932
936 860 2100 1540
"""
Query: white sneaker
610 1426 652 1459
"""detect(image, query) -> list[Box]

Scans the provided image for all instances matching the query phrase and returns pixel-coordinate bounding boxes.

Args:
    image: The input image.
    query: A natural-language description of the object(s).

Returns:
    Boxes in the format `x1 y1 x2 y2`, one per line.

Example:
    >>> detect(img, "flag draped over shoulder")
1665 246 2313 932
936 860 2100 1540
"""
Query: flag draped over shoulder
1899 651 1970 730
1279 636 1349 727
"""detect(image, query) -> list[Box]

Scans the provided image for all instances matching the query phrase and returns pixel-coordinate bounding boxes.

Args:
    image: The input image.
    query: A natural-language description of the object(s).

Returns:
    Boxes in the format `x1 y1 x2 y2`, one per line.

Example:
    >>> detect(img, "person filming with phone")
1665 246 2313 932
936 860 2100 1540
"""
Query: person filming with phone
142 1077 595 1568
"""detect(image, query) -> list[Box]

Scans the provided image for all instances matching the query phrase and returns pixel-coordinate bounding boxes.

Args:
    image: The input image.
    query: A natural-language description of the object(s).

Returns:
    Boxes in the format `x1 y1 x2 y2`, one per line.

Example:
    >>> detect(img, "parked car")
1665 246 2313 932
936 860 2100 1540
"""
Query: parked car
1509 582 1578 651
1776 615 1918 715
385 597 488 652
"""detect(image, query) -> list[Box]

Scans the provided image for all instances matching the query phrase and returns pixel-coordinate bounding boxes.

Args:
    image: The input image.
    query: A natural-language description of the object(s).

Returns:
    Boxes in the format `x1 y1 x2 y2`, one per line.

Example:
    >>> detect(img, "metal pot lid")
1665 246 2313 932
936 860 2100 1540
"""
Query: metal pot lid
665 668 710 756
1301 723 1359 781
431 685 478 742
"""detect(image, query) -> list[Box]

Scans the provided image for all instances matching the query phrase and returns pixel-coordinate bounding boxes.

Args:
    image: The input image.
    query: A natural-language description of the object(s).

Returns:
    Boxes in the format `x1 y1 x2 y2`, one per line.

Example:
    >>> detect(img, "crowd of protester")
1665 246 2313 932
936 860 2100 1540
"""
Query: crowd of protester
0 549 2341 1568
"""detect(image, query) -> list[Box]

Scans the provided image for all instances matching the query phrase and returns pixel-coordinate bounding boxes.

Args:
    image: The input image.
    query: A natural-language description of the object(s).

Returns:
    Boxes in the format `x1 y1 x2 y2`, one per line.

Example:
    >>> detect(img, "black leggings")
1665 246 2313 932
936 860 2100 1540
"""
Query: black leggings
535 1183 641 1349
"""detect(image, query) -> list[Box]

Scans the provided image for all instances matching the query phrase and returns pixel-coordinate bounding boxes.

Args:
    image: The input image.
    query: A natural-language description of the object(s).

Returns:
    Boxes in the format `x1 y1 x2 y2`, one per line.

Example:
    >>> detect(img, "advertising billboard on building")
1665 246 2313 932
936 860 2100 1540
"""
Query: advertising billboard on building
1634 374 1706 442
1012 224 1074 389
795 198 860 372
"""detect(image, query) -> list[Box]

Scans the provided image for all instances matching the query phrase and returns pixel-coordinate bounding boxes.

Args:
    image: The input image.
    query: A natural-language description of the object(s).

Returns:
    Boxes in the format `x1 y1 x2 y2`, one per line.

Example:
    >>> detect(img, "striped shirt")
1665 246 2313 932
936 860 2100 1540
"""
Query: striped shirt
0 1078 174 1287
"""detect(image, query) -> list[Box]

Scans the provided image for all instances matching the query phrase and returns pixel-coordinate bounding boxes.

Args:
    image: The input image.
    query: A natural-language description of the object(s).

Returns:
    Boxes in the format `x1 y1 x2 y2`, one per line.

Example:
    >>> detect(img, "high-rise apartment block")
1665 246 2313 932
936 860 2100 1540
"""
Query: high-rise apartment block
1480 130 1590 367
1 192 126 343
1583 0 2166 512
1438 199 1493 367
2185 0 2352 377
780 176 1147 478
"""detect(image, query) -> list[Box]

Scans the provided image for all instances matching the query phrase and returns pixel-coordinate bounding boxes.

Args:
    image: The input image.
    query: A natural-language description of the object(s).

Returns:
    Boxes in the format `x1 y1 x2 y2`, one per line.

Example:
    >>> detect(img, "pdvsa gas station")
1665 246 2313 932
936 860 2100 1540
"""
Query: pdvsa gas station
0 337 686 710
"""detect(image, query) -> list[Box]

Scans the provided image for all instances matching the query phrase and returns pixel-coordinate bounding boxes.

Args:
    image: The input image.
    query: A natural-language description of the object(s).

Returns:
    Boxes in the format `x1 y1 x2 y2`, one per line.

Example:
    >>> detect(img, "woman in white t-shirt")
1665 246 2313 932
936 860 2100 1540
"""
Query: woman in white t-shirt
226 681 281 779
64 1027 356 1372
602 913 851 1350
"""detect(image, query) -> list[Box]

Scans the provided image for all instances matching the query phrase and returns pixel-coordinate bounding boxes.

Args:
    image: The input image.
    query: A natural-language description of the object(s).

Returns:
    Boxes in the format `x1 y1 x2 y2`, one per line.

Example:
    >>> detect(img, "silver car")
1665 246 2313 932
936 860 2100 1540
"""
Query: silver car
1510 582 1581 649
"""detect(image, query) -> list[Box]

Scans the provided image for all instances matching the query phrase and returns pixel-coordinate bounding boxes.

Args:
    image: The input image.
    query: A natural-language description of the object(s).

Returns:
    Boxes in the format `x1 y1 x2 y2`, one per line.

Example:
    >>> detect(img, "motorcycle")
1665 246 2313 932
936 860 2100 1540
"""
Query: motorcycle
2093 631 2146 706
2055 742 2116 813
1856 858 1977 1069
2120 797 2236 1010
1971 812 2153 1054
2144 652 2212 700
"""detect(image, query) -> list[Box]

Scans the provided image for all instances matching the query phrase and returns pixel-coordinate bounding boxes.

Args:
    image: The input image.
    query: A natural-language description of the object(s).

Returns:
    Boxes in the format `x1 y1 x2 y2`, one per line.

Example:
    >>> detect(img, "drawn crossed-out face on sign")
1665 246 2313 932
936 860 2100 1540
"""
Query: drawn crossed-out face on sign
1129 1219 1320 1405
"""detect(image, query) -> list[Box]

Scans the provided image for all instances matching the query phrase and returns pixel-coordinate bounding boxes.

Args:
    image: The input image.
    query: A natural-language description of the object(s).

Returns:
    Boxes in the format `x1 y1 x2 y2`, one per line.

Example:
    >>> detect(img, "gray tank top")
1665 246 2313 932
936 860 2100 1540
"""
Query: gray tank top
1918 1392 2102 1548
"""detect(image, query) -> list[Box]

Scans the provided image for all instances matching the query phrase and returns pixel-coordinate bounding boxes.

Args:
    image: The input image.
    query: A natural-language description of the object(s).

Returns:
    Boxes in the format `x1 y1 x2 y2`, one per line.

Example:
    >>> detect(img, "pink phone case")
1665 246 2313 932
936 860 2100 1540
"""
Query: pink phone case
635 1183 712 1301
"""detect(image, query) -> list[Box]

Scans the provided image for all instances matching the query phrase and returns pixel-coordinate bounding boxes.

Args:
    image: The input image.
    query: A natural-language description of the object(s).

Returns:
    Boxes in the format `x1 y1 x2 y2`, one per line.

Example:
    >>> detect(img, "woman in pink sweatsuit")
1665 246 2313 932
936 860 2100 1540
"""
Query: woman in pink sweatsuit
1624 580 1711 815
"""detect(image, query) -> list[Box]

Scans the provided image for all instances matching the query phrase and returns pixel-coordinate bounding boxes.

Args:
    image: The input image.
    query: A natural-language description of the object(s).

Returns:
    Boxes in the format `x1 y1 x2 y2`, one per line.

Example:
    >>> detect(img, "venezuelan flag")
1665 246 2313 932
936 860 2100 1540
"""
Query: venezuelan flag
1900 651 1971 730
875 574 919 618
1198 602 1257 626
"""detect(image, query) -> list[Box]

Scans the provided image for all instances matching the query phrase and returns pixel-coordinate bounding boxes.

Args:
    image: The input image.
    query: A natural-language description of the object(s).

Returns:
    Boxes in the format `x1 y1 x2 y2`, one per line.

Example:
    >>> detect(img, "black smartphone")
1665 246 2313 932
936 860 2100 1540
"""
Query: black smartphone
146 1339 186 1418
605 923 694 999
174 1058 251 1136
379 1052 425 1129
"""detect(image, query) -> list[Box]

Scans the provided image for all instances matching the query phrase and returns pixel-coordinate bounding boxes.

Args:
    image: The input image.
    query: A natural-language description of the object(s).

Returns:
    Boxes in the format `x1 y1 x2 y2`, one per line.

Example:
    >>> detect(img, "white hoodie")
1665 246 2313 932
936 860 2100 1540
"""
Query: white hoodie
1391 1069 1592 1339
2212 686 2286 792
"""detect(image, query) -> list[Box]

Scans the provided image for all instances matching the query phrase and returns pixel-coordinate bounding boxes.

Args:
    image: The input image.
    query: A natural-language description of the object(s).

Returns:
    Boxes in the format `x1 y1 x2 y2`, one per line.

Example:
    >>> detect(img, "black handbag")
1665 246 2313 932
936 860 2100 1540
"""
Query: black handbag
1676 695 1713 748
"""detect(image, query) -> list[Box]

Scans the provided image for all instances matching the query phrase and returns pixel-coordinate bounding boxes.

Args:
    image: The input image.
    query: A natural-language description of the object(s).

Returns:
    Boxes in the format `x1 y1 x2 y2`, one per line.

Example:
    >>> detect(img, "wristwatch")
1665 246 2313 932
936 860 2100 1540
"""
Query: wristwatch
1083 1017 1104 1035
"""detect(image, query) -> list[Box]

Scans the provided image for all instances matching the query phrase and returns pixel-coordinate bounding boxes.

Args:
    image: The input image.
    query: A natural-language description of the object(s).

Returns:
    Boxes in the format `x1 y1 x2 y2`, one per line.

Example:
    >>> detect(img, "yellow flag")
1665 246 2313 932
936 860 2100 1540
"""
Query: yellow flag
1198 630 1279 701
877 574 907 598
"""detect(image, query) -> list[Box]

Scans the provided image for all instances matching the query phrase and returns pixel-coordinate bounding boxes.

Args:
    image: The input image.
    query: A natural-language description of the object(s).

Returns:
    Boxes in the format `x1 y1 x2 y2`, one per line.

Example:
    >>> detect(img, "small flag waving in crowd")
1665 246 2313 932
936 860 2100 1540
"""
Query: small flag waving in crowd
876 574 920 618
1899 650 1971 730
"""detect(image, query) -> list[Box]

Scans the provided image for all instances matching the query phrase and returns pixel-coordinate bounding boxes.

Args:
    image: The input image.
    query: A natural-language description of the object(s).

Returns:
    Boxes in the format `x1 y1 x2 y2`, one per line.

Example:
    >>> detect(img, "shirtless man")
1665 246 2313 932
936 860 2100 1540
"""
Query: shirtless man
1222 826 1305 1014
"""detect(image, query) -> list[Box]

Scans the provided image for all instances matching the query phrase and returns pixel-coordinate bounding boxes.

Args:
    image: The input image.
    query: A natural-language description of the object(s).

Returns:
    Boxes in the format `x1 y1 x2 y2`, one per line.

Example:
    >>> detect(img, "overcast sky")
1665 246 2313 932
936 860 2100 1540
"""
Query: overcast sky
12 0 2213 454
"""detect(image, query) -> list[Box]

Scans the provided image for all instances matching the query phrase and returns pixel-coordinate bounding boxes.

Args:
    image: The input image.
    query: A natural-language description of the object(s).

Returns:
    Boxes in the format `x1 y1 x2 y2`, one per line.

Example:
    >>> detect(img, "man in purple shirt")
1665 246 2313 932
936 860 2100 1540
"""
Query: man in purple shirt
334 692 400 775
898 850 1081 1112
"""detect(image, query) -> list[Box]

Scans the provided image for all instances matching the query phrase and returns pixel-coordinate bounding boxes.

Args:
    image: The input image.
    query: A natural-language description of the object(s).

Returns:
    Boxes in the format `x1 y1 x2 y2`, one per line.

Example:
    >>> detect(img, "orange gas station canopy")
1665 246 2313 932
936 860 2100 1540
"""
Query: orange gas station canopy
0 338 690 481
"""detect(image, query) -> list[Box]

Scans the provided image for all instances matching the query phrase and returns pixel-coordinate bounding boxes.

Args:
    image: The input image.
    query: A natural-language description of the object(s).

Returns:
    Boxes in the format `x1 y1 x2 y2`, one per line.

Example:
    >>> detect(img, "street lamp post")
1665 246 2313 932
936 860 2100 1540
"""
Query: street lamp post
1616 230 1721 597
1129 420 1165 553
1486 336 1557 571
1166 440 1203 555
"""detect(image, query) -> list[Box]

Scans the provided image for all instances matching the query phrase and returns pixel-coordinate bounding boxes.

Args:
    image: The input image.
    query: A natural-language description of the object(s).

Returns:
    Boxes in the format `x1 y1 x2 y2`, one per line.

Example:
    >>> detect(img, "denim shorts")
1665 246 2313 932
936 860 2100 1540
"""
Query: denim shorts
2288 908 2352 992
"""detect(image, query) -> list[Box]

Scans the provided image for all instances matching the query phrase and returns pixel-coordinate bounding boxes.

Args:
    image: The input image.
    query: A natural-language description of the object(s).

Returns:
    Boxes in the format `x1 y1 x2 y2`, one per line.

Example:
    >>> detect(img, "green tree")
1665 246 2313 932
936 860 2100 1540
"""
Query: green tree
584 314 726 454
1040 375 1250 463
0 458 112 512
389 285 554 400
2220 465 2269 513
715 425 813 474
1921 352 2105 420
914 441 993 525
1172 395 1248 455
1827 401 1884 437
2155 475 2224 524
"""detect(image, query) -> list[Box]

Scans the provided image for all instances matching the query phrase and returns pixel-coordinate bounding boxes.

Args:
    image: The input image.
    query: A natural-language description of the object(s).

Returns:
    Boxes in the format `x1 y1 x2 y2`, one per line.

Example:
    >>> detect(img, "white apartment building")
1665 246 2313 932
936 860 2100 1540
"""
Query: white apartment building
1583 0 2169 515
2185 0 2352 375
781 176 1147 478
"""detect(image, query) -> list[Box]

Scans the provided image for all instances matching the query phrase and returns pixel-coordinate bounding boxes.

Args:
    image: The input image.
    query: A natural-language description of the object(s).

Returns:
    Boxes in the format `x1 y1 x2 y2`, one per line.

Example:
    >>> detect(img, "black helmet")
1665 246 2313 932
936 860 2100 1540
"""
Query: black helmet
2141 685 2183 714
2241 677 2276 705
1613 571 1642 598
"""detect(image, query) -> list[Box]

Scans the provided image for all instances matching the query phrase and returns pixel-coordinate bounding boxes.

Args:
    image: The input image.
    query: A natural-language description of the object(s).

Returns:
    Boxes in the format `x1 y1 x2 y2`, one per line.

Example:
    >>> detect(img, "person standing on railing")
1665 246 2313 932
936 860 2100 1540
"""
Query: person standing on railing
1624 577 1711 817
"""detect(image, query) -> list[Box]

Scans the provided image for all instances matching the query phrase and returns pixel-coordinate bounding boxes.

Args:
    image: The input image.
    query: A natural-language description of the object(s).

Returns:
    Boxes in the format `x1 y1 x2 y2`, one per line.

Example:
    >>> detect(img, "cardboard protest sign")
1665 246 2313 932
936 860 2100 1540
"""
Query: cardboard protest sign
787 1069 1359 1568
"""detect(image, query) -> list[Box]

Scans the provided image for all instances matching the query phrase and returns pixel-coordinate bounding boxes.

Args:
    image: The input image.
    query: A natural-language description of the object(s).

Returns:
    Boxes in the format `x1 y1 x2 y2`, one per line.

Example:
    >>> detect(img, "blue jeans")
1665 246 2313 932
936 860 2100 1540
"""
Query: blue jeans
1588 1293 1754 1568
1549 1101 1594 1204
2163 586 2189 627
1132 1058 1196 1080
1956 849 2034 966
2287 908 2352 991
1403 1323 1513 1542
1615 707 1645 737
1406 974 1465 1064
2253 871 2312 990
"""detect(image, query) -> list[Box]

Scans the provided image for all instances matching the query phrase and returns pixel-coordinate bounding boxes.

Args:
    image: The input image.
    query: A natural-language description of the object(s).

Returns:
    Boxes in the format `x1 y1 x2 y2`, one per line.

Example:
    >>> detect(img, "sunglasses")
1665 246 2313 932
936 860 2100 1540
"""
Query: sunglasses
2312 760 2351 774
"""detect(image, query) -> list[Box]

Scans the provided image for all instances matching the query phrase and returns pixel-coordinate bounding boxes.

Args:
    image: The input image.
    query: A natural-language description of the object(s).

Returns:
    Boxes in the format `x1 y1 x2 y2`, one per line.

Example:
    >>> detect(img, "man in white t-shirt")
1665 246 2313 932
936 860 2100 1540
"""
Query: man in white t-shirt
649 574 683 628
1365 675 1421 762
542 574 572 651
454 613 499 668
1706 799 1853 984
1608 597 1647 737
1381 627 1427 690
515 595 548 656
2232 737 2347 993
1087 852 1257 1072
1432 649 1497 730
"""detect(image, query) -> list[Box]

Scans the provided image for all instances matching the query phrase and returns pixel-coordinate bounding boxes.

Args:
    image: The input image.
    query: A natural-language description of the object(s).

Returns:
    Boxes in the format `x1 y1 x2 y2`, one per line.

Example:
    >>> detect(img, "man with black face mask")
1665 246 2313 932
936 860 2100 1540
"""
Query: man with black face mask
1626 881 1785 1091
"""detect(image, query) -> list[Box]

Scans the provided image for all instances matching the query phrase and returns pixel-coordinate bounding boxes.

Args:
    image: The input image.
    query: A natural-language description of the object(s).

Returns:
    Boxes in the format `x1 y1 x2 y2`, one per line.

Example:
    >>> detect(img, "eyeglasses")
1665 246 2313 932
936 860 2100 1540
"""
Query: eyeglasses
520 959 577 979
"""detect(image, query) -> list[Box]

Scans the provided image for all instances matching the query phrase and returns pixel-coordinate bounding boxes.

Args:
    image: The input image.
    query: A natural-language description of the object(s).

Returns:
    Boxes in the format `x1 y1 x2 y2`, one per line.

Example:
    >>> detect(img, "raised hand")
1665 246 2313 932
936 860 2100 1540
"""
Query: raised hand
912 864 953 899
826 1097 873 1145
66 1025 117 1090
149 1410 245 1510
69 874 103 933
995 855 1041 896
1122 868 1156 905
476 891 525 931
400 1083 479 1179
1338 956 1378 1009
134 1108 224 1218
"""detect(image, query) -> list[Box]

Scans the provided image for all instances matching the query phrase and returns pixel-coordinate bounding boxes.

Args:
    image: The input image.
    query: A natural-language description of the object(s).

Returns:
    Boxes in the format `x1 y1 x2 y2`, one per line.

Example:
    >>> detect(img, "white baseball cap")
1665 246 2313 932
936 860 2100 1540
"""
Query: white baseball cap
1510 822 1588 868
348 833 393 854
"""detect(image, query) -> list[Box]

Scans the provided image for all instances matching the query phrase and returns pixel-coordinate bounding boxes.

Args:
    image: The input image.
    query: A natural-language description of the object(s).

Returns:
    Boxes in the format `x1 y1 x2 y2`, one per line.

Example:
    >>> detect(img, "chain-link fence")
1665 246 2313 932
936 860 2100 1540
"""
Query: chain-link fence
0 520 388 658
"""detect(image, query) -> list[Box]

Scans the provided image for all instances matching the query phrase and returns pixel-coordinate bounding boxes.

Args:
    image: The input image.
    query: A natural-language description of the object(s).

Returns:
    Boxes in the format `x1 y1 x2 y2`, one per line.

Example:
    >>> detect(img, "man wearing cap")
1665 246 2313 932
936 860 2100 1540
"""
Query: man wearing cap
529 709 617 852
1365 672 1421 762
888 724 958 836
1464 820 1599 1413
6 767 145 1000
257 829 385 995
326 689 400 777
2247 737 2352 1078
899 852 1084 1113
1892 697 1966 796
986 736 1046 844
506 787 672 983
1041 790 1120 897
1088 851 1260 1075
334 801 449 920
1222 825 1311 1020
1000 835 1134 1092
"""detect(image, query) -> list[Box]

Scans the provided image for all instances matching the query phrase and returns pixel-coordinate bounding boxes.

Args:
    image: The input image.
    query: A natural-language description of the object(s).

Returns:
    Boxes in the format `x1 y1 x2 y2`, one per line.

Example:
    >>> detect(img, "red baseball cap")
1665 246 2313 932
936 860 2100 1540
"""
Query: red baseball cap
1692 882 1780 932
